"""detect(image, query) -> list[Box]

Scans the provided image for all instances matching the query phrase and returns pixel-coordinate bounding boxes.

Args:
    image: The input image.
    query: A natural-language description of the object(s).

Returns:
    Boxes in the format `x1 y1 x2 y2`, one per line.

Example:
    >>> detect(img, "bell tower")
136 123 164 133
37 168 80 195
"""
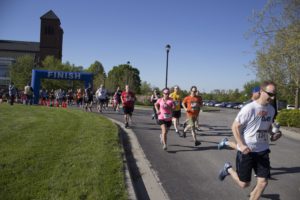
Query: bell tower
39 10 63 64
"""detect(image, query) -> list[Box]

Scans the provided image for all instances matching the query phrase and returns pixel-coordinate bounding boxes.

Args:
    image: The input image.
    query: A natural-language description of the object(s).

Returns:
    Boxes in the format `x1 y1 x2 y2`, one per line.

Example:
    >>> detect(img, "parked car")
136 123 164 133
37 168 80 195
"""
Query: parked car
226 102 240 108
214 102 228 107
286 104 295 110
207 100 217 107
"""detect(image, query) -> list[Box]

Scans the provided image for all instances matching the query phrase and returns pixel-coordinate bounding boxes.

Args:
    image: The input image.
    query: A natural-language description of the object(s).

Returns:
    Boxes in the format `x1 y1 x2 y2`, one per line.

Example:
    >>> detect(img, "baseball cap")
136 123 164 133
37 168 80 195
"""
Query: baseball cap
252 86 260 93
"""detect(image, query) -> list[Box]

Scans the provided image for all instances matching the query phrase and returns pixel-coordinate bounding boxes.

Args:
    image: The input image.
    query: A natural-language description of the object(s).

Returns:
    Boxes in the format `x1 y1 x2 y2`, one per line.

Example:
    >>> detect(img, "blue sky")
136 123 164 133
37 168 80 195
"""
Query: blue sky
0 0 266 92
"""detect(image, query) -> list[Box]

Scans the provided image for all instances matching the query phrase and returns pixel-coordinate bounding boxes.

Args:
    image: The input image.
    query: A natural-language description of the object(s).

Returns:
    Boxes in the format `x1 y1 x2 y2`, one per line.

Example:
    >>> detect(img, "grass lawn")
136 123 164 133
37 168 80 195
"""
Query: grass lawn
0 103 127 200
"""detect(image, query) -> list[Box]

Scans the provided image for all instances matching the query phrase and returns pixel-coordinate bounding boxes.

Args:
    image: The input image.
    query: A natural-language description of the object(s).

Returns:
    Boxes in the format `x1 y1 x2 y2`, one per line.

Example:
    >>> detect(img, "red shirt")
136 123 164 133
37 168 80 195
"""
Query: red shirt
121 91 135 107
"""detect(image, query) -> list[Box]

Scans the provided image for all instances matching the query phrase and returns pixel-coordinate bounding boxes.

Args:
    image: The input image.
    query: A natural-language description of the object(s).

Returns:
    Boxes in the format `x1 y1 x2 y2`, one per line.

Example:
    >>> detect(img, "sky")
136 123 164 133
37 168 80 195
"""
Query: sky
0 0 267 92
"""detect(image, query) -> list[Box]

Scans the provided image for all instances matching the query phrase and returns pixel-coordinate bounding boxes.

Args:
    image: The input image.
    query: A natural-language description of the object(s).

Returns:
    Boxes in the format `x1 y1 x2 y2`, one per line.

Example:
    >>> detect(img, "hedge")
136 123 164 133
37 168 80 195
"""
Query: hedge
276 109 300 128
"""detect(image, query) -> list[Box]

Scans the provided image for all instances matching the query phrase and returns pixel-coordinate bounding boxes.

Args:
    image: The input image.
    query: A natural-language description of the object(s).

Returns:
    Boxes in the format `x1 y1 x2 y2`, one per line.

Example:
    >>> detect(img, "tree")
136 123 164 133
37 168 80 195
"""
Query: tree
85 61 106 91
140 81 152 95
106 64 141 93
9 55 35 89
249 0 300 108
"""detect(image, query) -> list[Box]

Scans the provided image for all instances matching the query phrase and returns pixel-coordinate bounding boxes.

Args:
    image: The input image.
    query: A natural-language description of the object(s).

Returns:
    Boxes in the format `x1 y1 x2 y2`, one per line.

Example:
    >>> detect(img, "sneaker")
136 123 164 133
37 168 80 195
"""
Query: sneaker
125 122 129 128
175 129 180 136
218 162 232 181
195 140 201 146
152 114 155 120
196 127 201 131
163 144 167 150
218 138 228 150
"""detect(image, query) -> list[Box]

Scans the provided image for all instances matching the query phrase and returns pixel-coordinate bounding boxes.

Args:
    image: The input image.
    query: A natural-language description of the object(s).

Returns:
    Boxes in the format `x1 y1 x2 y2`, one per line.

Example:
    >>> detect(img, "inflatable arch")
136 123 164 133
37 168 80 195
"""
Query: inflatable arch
31 69 93 104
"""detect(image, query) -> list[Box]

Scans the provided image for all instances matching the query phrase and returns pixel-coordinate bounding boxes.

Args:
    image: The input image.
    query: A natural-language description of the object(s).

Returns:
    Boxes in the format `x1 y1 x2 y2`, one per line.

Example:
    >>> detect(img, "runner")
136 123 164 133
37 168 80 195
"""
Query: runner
181 86 203 146
155 88 174 150
76 88 83 107
121 85 135 128
8 82 17 105
95 84 107 113
150 89 160 124
113 86 122 112
218 81 282 200
169 85 182 135
84 84 93 112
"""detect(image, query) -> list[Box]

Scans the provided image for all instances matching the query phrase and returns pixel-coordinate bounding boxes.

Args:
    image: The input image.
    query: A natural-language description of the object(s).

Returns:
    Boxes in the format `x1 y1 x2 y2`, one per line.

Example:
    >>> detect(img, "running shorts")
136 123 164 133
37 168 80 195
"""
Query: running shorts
236 149 270 182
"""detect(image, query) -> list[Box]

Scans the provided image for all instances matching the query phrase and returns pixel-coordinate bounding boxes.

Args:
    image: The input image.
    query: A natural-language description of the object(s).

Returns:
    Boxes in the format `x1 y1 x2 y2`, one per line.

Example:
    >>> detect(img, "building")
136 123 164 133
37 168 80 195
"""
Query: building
0 10 63 88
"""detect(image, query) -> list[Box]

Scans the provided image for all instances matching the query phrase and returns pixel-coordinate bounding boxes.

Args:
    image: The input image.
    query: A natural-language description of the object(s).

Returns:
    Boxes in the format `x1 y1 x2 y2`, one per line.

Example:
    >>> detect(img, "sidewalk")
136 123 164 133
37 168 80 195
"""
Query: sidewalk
281 126 300 141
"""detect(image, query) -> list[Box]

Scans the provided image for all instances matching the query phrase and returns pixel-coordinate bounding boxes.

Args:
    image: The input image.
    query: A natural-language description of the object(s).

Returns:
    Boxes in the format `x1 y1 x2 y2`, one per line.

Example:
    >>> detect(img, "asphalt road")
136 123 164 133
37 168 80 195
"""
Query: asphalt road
100 107 300 200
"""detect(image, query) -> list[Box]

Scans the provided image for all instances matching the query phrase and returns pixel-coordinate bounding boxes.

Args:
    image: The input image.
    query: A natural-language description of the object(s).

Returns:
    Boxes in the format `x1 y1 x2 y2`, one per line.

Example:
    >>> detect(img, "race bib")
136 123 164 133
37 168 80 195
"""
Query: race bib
256 130 268 143
174 100 179 106
191 102 199 110
126 96 132 101
164 113 172 119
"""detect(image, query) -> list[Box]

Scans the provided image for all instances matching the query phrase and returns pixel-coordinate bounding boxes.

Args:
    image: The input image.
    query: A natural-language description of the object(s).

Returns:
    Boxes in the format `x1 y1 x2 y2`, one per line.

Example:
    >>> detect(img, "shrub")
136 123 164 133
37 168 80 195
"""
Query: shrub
276 109 300 128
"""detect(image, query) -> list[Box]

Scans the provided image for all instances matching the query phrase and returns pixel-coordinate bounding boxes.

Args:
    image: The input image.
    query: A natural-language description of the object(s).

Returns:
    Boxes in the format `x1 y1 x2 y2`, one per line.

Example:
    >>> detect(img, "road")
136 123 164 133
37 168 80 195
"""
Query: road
100 107 300 200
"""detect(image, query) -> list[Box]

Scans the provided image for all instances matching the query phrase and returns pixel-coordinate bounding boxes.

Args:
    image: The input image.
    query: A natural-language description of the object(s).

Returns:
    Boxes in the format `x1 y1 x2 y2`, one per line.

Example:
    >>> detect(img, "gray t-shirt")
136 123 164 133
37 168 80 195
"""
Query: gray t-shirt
235 101 275 152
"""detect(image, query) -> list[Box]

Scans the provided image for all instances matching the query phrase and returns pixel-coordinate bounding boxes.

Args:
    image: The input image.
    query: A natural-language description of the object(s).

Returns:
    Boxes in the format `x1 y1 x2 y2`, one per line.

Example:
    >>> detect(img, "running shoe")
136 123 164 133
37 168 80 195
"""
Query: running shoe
163 144 167 150
195 140 201 146
218 162 232 181
125 122 129 128
175 129 180 136
218 138 228 150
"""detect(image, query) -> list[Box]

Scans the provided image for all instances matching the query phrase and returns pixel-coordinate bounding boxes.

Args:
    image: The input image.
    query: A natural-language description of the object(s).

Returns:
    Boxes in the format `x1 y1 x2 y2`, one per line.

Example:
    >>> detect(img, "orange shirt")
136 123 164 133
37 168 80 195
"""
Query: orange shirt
182 95 203 117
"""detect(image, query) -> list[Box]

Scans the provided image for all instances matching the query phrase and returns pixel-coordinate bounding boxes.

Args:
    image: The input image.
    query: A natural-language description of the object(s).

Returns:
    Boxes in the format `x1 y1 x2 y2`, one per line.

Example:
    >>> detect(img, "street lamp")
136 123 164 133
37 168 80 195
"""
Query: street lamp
126 61 130 84
165 44 171 88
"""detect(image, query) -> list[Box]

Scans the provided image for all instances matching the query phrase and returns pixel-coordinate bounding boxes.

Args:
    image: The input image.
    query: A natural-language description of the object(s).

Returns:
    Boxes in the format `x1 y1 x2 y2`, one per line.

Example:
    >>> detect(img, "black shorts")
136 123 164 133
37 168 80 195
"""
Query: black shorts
123 106 134 115
236 149 270 182
158 120 172 128
98 98 106 104
172 110 181 118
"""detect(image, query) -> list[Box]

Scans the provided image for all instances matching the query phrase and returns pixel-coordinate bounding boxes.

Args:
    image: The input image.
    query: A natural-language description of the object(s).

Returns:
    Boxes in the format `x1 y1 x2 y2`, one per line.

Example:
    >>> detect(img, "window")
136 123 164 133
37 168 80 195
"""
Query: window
44 25 54 35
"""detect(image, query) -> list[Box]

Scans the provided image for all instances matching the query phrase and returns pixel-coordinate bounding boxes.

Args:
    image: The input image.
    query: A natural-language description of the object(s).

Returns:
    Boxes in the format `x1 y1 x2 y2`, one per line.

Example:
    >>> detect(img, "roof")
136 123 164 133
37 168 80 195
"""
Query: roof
40 10 60 22
0 40 40 52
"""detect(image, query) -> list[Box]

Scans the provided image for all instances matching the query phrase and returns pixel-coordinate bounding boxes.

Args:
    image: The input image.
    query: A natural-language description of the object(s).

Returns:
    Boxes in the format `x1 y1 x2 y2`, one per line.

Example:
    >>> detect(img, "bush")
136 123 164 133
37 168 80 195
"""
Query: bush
276 109 300 128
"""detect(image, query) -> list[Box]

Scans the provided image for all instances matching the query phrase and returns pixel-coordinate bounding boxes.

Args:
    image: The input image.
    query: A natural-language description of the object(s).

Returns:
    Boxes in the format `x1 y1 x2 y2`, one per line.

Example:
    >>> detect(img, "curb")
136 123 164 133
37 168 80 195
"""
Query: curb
281 127 300 141
108 118 170 200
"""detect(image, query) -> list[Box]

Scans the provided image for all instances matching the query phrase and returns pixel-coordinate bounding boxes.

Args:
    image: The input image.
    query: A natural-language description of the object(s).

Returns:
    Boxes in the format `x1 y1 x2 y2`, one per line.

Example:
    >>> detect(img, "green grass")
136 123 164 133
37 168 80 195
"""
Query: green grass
0 104 127 200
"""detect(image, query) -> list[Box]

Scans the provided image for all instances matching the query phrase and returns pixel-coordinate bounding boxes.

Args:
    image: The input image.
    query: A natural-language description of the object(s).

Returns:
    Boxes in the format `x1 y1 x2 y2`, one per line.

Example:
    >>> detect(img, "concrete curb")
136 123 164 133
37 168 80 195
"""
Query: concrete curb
108 118 170 200
281 127 300 141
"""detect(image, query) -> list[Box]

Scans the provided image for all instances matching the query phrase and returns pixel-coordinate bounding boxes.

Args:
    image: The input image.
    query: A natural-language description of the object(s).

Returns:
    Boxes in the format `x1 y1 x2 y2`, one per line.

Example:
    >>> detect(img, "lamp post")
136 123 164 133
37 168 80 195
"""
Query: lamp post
165 44 171 88
126 61 130 85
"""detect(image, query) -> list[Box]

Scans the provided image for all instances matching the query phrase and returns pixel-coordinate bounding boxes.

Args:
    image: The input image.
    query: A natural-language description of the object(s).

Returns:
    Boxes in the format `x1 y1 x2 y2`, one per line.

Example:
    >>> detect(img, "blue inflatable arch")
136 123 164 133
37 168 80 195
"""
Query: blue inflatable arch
31 69 93 104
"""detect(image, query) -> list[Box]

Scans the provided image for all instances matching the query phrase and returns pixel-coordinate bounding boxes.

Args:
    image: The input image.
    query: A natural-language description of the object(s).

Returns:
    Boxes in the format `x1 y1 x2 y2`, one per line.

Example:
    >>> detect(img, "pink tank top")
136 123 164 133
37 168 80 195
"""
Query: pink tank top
156 98 174 121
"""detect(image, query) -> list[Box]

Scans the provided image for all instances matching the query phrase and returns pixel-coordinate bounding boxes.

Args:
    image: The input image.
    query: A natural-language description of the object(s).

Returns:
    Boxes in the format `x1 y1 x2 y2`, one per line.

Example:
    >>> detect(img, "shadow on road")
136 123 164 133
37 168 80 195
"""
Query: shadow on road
270 166 300 176
261 193 280 200
166 144 219 153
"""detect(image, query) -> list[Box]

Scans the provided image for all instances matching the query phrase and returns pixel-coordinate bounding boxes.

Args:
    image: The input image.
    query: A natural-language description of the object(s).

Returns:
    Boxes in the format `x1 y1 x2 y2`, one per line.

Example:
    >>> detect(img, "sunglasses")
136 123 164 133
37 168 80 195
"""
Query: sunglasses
262 89 276 97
